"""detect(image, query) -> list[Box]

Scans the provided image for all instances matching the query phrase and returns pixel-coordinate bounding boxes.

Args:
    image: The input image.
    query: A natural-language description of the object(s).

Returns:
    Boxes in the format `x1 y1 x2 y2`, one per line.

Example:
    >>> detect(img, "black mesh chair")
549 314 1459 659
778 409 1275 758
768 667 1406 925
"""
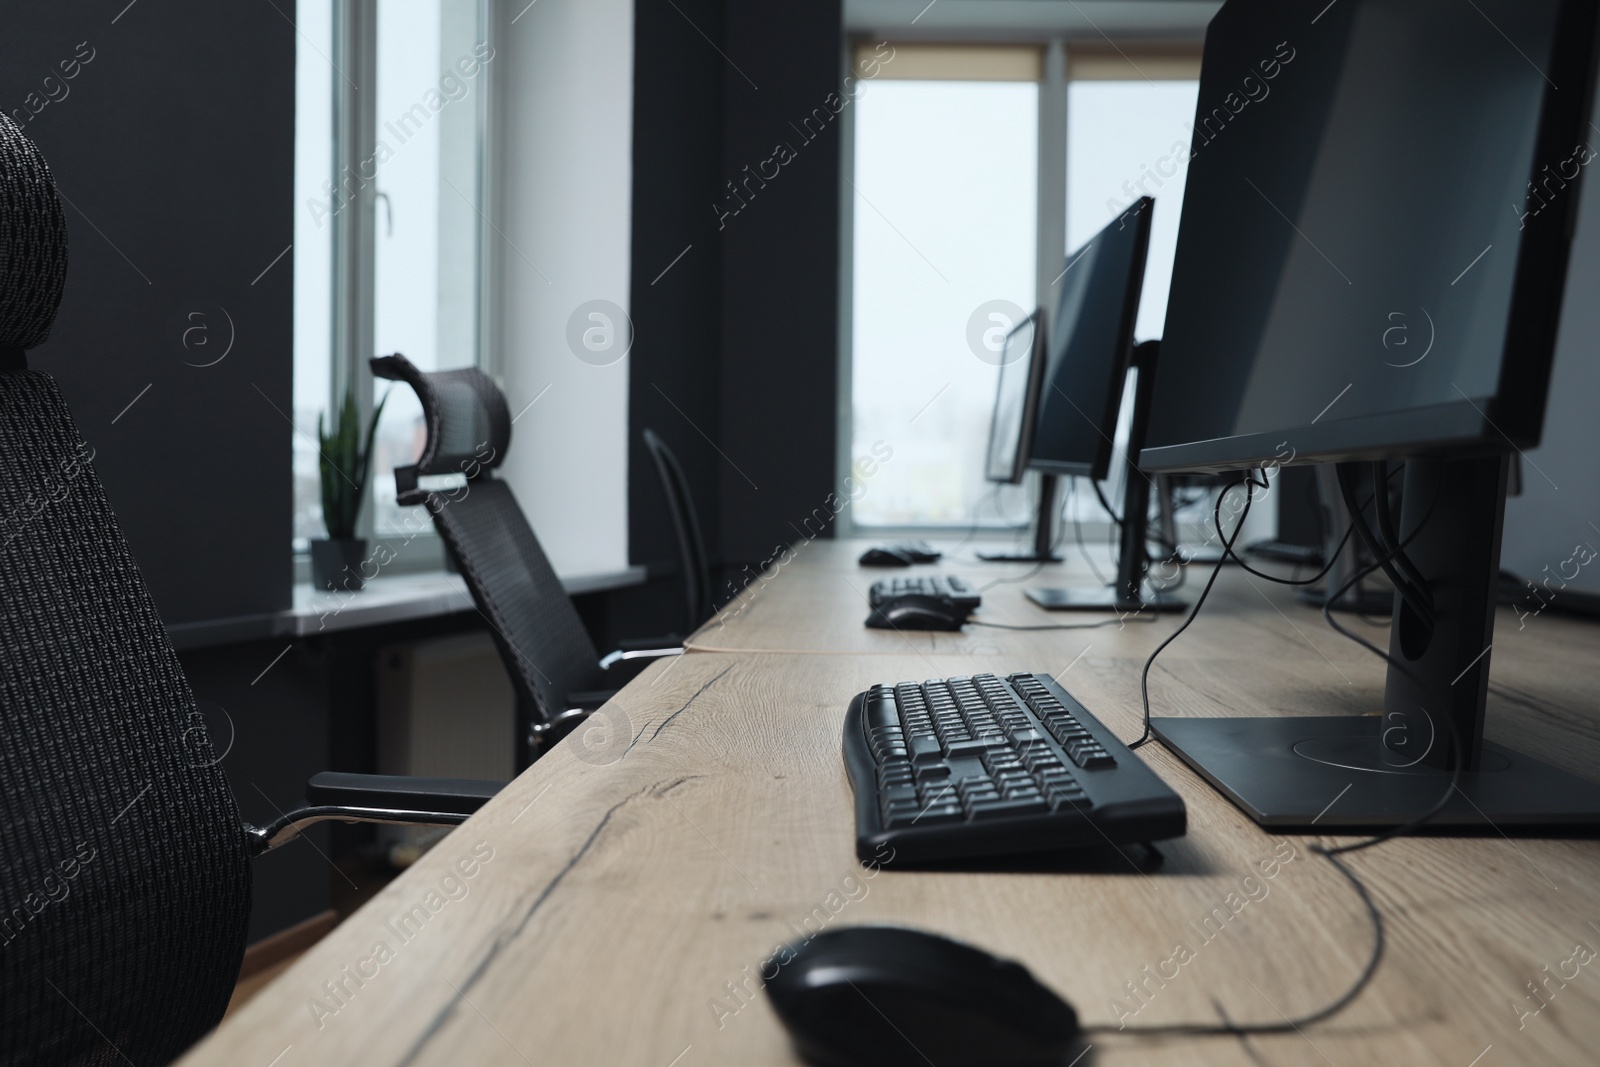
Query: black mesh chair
0 114 505 1066
371 354 682 769
642 427 713 635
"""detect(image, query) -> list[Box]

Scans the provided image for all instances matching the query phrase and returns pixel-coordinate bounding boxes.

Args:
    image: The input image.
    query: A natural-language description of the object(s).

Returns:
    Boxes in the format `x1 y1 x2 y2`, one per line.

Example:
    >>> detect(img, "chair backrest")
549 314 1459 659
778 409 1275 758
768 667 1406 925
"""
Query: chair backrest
0 114 251 1064
642 427 711 634
371 354 602 749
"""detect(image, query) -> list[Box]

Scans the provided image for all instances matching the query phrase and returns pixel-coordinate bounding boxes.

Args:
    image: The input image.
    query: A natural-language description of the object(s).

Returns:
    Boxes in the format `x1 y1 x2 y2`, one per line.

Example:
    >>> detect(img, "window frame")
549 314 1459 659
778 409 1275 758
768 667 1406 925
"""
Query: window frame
294 0 495 578
833 35 1201 538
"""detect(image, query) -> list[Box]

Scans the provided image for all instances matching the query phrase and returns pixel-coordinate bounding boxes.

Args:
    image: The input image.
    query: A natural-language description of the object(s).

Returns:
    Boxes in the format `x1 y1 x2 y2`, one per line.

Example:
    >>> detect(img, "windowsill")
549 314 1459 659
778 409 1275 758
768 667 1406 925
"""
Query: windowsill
166 564 648 652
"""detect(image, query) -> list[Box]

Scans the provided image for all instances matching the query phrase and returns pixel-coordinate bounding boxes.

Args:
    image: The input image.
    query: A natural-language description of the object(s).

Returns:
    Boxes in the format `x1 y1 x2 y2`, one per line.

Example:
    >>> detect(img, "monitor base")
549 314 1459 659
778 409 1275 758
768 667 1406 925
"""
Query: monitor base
1174 547 1230 566
1025 586 1188 613
1295 586 1393 616
1151 716 1600 831
1244 539 1324 566
978 551 1063 563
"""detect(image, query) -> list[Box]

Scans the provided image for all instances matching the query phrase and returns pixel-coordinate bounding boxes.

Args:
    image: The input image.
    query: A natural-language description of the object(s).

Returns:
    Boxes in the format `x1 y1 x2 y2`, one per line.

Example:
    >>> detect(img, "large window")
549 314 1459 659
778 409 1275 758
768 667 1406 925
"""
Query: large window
292 0 335 549
292 0 489 553
846 42 1200 531
849 47 1040 528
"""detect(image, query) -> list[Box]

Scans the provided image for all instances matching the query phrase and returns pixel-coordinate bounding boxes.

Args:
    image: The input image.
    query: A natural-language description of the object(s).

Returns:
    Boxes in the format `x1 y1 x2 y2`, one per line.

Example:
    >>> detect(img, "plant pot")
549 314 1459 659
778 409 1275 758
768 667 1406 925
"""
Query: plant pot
310 538 368 592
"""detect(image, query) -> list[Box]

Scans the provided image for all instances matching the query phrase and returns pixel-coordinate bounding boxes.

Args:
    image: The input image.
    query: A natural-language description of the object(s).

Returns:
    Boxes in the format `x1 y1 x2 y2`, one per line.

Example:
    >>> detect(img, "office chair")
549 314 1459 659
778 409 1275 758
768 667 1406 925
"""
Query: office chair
371 353 682 769
0 113 507 1066
642 427 712 635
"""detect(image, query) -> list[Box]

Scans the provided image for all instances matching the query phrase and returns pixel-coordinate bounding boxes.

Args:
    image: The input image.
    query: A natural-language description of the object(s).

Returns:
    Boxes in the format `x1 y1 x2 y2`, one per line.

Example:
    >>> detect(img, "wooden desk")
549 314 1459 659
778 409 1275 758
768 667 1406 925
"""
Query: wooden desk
182 540 1600 1066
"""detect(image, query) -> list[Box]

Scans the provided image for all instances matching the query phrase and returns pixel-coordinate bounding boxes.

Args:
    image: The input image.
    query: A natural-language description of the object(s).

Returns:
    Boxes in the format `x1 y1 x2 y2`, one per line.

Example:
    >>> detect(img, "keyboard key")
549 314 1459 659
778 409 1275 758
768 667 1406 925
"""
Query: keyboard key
882 784 917 804
968 797 1049 819
944 737 1006 758
866 694 901 732
909 735 943 763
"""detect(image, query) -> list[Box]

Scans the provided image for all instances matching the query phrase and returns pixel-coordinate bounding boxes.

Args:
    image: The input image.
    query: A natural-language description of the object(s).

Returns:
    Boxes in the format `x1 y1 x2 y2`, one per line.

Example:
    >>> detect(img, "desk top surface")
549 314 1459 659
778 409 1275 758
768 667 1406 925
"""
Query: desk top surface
182 539 1600 1067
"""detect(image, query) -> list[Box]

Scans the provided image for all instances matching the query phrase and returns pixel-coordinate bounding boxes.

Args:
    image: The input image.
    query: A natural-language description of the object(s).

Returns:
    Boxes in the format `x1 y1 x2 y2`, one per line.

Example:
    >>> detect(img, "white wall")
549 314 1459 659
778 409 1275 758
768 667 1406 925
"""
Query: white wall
491 0 633 578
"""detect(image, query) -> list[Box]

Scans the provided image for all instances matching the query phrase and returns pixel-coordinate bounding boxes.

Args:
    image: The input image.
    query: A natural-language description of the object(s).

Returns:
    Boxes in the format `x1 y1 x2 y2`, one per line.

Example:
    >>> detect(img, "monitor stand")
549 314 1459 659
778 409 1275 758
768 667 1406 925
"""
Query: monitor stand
978 473 1063 564
1154 455 1600 830
1153 475 1230 567
1027 342 1187 615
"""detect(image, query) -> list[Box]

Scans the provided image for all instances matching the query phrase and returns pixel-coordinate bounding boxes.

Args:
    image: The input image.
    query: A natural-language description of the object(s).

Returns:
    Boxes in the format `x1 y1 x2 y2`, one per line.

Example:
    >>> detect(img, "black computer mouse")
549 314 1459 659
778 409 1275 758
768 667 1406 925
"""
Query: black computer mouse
765 925 1081 1067
865 594 968 632
859 546 915 567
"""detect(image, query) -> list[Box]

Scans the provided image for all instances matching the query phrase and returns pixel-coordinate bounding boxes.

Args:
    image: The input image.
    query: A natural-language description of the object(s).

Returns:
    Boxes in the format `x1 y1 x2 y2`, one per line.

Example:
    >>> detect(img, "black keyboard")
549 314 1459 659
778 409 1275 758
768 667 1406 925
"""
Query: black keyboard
868 575 981 611
843 673 1185 864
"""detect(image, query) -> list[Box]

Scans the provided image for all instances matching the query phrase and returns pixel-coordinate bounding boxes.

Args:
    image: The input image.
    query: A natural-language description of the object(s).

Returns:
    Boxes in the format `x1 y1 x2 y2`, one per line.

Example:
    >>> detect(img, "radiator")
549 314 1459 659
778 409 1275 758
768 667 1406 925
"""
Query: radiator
375 632 515 856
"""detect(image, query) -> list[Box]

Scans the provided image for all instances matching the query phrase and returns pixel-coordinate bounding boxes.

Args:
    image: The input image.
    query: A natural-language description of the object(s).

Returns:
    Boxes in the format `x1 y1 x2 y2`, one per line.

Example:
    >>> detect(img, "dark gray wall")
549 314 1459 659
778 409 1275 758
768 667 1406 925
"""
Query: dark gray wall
627 0 727 628
627 0 843 620
3 0 294 626
717 1 844 563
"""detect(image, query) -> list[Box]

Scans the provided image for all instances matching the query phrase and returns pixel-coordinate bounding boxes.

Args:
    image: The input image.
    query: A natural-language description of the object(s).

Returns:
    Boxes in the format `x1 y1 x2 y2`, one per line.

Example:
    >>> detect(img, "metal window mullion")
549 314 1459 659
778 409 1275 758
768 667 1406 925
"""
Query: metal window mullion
332 0 378 539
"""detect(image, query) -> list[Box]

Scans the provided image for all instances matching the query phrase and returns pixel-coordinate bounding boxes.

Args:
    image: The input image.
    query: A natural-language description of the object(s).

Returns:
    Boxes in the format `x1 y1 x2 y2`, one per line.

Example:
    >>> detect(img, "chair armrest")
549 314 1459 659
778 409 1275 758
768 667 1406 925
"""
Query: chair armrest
306 772 502 815
617 634 682 652
245 772 506 856
599 646 685 670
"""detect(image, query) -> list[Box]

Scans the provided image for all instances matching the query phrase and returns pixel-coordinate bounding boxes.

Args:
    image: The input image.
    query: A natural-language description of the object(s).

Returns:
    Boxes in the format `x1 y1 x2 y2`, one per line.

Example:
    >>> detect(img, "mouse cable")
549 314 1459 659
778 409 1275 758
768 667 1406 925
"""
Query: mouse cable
1070 477 1116 588
1091 479 1124 527
1091 495 1462 1040
1089 608 1462 1041
1126 472 1266 751
947 484 1004 561
975 482 1076 593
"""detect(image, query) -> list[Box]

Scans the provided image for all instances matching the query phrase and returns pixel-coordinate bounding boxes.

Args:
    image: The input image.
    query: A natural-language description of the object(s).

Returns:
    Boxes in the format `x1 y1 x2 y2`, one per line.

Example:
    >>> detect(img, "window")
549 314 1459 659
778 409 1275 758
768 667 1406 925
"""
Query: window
848 46 1040 528
1066 51 1200 344
292 0 490 554
844 41 1200 531
292 0 335 549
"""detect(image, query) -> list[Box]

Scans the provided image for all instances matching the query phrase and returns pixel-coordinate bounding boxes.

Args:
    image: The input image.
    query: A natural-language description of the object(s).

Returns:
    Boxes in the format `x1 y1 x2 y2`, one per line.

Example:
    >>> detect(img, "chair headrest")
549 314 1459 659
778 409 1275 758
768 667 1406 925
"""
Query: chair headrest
0 113 68 360
370 352 511 480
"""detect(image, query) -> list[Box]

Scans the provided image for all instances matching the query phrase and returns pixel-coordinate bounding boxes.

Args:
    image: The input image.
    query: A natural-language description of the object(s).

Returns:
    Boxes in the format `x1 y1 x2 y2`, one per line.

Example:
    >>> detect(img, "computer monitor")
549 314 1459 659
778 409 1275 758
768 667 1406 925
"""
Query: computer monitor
984 311 1045 486
990 199 1184 611
1141 0 1600 828
1030 201 1151 481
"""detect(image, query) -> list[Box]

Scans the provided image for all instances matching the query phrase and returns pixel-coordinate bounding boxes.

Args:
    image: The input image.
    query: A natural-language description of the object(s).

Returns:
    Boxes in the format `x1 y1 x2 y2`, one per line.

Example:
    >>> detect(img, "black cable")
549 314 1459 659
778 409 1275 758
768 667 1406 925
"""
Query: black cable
1089 480 1462 1041
1128 473 1264 750
948 484 1003 562
1092 479 1124 527
1369 460 1431 607
1071 477 1114 587
1226 523 1357 586
1083 847 1386 1037
1219 464 1404 588
1337 464 1433 625
976 485 1073 593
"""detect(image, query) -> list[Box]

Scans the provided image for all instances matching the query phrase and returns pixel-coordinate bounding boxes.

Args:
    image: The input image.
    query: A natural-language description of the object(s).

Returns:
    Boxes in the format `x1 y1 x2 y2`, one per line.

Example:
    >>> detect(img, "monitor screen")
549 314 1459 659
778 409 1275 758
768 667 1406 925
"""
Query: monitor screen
1029 198 1154 479
1143 0 1596 472
985 312 1045 484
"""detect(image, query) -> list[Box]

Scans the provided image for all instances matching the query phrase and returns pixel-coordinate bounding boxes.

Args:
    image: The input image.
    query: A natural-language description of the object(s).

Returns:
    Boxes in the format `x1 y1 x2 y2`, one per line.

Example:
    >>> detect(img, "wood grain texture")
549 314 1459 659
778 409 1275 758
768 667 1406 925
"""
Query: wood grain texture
180 540 1600 1066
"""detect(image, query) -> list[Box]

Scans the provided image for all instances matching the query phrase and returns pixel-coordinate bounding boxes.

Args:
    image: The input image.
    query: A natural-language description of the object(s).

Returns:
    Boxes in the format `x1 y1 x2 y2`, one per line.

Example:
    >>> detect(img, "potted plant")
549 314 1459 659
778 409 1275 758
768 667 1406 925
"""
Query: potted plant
310 385 387 592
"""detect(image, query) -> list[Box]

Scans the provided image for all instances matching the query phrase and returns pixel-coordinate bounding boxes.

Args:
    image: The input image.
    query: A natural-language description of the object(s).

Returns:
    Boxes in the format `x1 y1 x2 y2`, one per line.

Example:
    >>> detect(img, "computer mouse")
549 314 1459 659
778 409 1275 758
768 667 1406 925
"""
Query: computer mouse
765 925 1081 1067
859 547 915 567
865 594 968 632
